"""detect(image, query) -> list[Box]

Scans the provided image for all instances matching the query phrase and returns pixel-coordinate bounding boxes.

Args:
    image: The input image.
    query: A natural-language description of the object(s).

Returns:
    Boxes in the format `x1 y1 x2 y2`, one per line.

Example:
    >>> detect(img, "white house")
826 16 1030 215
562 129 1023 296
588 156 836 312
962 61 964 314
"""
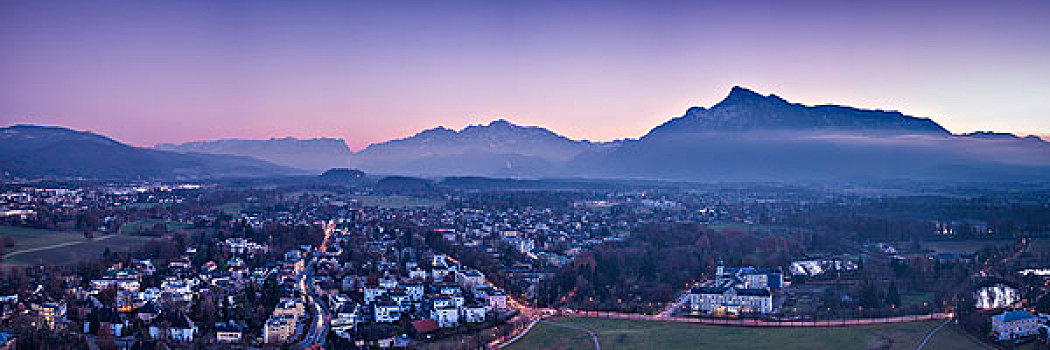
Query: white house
149 312 197 342
432 254 448 267
364 287 387 303
409 268 427 280
431 306 459 328
374 303 401 323
404 283 424 301
461 304 487 323
487 291 508 311
456 270 486 288
331 304 359 338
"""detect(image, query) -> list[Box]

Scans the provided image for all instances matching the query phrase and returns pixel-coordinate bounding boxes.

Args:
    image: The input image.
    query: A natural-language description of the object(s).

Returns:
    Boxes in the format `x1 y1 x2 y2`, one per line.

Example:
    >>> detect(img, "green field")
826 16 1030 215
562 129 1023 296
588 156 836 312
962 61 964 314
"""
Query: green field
348 195 444 208
120 220 192 235
506 321 595 350
1 225 155 266
507 317 993 350
705 223 797 236
0 225 86 253
901 292 935 308
120 202 174 210
922 239 1013 254
1027 238 1050 253
216 203 246 215
3 234 155 266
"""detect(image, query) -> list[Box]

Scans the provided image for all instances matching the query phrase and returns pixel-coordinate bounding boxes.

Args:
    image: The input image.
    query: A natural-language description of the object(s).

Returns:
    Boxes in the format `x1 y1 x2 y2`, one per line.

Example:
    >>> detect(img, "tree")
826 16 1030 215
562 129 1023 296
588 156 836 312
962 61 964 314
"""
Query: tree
885 281 901 308
96 324 117 350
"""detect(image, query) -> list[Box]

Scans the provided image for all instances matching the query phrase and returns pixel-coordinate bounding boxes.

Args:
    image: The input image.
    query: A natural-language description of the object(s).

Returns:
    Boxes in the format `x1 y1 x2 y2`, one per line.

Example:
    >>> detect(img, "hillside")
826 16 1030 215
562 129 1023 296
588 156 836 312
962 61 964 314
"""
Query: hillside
0 125 298 180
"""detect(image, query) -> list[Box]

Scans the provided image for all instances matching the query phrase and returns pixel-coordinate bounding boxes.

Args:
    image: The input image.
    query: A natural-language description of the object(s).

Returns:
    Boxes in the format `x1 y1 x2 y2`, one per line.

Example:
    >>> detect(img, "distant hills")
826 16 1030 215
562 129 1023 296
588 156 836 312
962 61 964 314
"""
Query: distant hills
0 125 298 180
348 119 616 177
156 137 352 171
572 87 1050 182
6 86 1050 182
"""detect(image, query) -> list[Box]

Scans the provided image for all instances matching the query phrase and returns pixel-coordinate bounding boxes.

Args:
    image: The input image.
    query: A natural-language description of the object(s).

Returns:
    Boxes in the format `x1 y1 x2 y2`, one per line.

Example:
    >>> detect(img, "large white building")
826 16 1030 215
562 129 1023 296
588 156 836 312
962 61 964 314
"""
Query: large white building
992 311 1040 342
686 286 772 314
685 264 781 315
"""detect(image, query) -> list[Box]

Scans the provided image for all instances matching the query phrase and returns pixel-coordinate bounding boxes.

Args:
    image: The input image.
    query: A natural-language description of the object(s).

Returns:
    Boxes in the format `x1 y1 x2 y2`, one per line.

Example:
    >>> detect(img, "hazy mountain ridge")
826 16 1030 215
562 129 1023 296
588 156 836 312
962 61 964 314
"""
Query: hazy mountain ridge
0 125 298 180
156 137 352 170
355 119 601 160
348 119 612 176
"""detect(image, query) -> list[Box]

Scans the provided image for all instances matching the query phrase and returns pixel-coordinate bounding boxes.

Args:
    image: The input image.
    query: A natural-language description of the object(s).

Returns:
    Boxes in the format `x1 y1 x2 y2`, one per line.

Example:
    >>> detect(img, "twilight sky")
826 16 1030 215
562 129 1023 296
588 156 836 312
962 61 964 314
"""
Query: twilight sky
1 0 1048 149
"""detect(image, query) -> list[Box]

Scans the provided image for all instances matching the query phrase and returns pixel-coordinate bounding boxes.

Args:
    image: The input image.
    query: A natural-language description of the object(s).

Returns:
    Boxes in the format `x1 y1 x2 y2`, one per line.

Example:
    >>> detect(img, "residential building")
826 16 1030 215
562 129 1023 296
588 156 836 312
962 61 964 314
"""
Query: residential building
264 315 295 344
992 311 1040 342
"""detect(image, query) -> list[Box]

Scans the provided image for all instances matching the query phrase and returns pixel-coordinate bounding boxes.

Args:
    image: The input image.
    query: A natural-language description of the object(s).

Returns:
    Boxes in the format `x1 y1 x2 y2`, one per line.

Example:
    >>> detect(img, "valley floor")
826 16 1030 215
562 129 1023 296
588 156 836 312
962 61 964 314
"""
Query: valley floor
505 317 994 350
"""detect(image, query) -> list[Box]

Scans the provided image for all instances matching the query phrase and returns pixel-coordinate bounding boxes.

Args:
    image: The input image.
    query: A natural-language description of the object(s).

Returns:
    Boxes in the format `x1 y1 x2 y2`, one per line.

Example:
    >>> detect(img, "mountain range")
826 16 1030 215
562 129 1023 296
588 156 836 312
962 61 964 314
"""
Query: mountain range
156 137 352 171
4 86 1049 182
572 87 1050 182
0 125 297 180
347 119 618 177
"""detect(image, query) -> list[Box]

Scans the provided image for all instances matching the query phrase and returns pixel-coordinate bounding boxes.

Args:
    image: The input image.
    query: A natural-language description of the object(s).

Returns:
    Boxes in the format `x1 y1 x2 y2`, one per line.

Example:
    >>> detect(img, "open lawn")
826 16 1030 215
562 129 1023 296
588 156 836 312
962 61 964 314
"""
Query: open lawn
1027 238 1050 253
216 203 246 215
2 233 154 265
2 227 155 266
922 239 1013 254
120 220 192 235
507 317 993 350
120 202 174 210
901 292 934 308
922 322 997 350
348 195 444 208
507 321 595 350
705 223 798 236
0 225 86 254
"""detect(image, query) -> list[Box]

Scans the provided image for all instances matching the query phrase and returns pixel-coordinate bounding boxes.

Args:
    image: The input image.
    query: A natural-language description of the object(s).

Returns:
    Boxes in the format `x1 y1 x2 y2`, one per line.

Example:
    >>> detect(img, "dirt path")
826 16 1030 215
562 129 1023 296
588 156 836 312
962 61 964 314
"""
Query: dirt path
914 319 951 350
2 234 115 259
543 320 601 350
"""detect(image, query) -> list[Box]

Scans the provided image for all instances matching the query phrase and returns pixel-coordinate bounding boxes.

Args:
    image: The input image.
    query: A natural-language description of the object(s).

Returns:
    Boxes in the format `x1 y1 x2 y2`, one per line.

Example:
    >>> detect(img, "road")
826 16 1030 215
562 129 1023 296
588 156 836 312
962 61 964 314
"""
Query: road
659 294 688 318
294 268 330 349
293 221 336 349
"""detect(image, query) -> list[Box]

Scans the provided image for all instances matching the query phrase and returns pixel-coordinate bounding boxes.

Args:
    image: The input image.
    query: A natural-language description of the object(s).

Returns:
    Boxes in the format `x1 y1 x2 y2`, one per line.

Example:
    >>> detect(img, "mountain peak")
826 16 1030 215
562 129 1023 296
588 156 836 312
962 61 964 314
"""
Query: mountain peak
727 86 763 99
488 119 517 127
646 87 949 136
717 86 788 107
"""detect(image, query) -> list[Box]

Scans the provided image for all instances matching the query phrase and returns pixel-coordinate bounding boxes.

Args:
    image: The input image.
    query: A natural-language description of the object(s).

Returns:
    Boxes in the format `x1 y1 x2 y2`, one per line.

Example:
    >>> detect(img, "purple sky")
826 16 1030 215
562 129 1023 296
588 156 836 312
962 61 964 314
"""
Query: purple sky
1 0 1048 149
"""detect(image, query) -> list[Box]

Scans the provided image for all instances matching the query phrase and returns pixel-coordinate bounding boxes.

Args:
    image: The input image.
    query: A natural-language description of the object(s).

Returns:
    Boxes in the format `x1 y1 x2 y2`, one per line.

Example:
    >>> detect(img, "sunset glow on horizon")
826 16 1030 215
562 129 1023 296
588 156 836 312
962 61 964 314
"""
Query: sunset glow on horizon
2 0 1048 150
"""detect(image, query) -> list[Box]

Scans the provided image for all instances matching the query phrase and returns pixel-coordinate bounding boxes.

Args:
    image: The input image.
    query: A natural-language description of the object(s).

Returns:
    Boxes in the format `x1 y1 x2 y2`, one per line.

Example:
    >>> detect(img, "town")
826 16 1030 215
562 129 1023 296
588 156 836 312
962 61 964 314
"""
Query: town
0 175 1049 349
